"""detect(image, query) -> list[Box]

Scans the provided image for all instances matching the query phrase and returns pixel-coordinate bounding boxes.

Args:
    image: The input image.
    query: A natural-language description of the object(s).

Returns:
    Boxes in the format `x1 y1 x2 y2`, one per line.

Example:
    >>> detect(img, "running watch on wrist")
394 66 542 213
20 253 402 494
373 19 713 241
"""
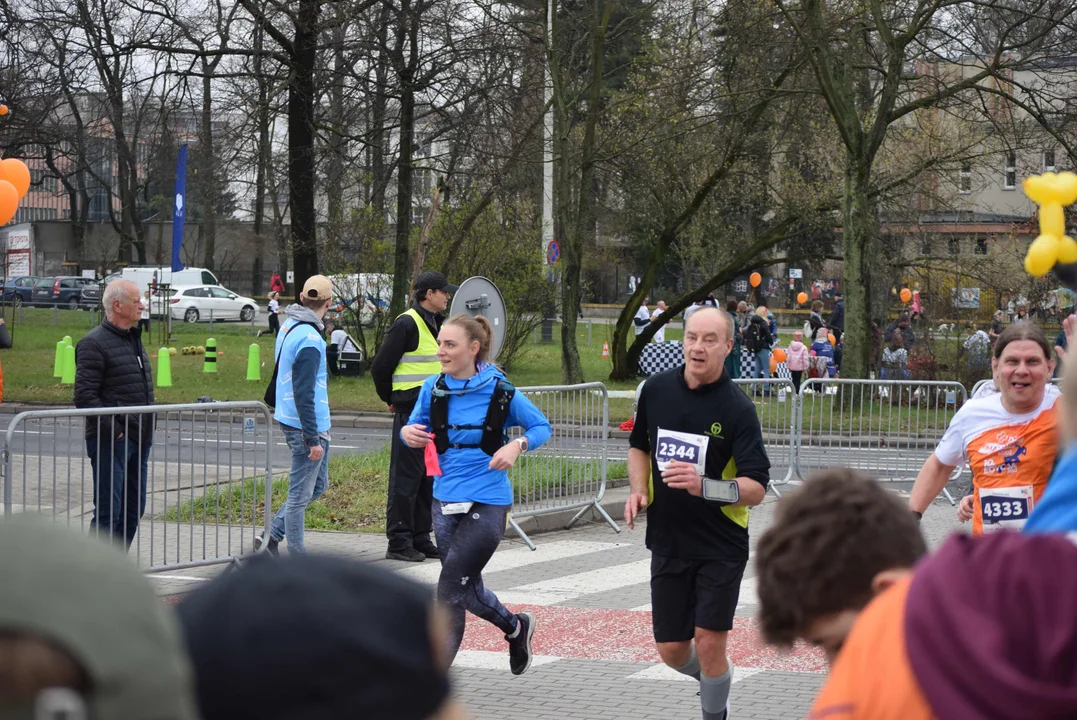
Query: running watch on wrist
702 477 739 504
514 437 528 453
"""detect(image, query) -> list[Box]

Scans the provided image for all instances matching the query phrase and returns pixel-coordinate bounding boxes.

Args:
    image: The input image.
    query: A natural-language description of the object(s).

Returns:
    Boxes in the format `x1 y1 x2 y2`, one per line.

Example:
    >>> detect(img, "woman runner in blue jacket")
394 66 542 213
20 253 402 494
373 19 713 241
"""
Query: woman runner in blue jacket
402 314 552 675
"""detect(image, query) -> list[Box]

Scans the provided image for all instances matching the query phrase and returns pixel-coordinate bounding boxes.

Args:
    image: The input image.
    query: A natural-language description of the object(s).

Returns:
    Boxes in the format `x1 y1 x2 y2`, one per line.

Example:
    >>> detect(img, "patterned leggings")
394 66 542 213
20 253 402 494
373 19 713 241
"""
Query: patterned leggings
432 499 518 663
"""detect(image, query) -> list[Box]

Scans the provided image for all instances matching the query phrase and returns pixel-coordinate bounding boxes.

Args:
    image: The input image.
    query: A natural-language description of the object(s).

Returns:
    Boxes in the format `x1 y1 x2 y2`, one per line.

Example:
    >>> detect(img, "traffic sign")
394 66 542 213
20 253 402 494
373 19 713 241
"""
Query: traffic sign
547 239 561 264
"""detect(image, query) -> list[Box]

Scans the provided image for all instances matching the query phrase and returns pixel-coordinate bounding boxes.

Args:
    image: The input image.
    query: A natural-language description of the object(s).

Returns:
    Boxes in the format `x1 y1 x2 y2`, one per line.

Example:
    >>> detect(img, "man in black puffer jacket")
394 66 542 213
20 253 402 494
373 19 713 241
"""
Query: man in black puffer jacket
75 279 154 549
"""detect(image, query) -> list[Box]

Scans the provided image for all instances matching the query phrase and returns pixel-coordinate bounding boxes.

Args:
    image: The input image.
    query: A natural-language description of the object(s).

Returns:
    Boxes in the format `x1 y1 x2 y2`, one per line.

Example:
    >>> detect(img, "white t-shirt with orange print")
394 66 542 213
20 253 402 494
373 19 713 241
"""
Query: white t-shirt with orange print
935 385 1061 535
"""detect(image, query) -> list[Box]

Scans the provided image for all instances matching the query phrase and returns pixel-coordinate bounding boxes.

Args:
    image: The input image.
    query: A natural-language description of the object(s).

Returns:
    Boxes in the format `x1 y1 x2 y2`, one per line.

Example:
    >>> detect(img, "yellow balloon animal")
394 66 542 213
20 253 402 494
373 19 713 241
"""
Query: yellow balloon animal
1023 171 1077 277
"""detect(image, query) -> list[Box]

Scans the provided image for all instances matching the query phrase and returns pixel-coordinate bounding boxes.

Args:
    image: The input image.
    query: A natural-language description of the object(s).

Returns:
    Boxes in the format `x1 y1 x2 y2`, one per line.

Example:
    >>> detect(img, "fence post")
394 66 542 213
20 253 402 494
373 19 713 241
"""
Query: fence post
588 319 593 347
53 305 59 326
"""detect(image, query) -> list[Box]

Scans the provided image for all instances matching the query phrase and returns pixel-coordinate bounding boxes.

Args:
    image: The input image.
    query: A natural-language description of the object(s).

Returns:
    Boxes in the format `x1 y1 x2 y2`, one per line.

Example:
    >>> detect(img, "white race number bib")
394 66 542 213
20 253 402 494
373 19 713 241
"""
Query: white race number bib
979 485 1033 532
655 428 709 476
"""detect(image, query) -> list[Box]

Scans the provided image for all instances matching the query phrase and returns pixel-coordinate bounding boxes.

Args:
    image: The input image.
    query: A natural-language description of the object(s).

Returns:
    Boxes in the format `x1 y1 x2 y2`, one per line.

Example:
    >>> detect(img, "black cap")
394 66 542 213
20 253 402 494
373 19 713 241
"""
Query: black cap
414 271 458 294
177 554 451 720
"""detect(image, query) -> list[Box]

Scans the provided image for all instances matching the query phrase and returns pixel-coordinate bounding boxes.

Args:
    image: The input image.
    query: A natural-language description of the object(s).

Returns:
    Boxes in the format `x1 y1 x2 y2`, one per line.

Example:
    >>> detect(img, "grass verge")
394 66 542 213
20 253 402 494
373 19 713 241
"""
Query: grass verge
1 310 648 414
162 445 628 533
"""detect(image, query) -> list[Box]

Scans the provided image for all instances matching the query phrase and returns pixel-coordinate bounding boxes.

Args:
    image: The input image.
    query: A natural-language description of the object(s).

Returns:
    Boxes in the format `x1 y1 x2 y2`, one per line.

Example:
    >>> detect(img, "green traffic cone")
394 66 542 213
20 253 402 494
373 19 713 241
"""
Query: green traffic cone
157 347 172 387
246 343 260 381
54 340 65 378
203 337 217 373
61 344 75 385
62 335 72 347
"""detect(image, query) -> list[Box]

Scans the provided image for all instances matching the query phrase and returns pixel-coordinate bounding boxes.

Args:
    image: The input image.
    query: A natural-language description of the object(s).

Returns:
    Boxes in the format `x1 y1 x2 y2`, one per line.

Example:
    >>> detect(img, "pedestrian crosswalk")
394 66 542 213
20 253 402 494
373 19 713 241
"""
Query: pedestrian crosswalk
386 537 823 681
396 540 631 585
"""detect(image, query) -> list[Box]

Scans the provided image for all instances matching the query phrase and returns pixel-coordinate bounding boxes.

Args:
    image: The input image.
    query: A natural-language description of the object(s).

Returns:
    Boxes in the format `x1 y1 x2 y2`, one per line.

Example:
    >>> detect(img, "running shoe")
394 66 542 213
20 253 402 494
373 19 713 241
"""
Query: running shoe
506 611 536 675
254 533 279 557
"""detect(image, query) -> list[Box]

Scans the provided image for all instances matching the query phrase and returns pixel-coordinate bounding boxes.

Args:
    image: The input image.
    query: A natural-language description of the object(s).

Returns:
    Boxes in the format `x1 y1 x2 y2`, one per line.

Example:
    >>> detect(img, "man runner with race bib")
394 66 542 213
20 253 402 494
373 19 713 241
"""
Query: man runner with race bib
625 307 771 720
910 323 1061 534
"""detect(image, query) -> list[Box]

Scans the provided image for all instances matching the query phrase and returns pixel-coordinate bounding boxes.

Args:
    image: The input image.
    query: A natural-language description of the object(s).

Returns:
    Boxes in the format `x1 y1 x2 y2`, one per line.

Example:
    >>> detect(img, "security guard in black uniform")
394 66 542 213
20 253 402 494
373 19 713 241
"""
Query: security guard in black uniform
371 271 458 562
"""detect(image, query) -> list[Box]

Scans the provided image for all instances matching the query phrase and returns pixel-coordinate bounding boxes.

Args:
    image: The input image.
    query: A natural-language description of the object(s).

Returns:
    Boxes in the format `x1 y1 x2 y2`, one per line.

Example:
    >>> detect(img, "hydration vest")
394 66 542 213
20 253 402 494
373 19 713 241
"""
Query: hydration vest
429 374 516 456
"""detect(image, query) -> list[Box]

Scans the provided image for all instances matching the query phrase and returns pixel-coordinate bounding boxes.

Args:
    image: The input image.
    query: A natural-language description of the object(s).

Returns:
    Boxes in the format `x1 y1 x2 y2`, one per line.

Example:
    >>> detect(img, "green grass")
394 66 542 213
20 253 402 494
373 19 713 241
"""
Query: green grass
161 445 628 533
1 309 650 414
2 308 990 432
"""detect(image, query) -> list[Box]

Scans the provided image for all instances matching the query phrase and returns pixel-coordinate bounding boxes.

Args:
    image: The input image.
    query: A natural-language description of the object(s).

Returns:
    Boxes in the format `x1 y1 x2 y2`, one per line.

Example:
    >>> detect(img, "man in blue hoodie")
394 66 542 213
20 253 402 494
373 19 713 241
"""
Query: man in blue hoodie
256 275 334 555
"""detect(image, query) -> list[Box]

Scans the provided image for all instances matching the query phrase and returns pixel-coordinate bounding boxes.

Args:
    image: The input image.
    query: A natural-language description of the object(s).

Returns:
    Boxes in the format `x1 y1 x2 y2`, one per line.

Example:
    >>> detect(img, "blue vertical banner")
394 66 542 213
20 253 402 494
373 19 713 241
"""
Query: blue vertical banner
171 143 188 272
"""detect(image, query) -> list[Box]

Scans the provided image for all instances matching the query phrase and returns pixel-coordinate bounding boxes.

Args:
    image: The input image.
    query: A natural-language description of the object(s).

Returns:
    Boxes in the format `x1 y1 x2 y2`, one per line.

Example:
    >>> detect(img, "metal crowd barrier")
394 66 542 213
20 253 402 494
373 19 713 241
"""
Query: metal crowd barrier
796 379 967 503
733 378 798 496
507 382 618 550
1 402 274 573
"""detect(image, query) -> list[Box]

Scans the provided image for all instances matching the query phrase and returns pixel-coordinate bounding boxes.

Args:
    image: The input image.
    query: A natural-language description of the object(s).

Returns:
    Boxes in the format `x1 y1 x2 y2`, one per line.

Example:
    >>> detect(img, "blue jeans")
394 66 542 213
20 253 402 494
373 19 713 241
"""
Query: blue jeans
86 433 152 549
270 425 330 554
753 349 772 381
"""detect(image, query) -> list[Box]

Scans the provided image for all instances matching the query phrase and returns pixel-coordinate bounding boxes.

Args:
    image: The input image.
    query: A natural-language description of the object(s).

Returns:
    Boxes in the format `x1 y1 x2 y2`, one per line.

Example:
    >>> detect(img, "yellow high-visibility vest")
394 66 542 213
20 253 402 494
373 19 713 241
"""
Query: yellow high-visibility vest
391 308 441 391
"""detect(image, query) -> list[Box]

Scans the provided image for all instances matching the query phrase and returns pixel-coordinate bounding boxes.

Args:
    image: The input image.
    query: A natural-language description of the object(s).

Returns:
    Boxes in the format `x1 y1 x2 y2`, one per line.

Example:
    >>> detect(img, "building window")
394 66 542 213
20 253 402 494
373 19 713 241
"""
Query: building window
1044 149 1056 172
919 237 932 255
975 237 988 255
959 164 972 193
948 237 961 255
1004 152 1017 189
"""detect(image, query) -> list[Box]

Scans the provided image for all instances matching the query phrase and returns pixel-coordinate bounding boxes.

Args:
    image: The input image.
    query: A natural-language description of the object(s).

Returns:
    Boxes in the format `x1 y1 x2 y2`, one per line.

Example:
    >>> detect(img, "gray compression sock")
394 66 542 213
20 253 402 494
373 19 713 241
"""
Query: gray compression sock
700 667 732 719
674 645 701 681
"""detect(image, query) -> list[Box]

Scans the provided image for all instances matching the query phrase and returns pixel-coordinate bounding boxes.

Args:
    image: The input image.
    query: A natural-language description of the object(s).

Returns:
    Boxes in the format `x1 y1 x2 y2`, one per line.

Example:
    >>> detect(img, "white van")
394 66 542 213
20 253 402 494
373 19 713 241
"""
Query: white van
110 267 221 317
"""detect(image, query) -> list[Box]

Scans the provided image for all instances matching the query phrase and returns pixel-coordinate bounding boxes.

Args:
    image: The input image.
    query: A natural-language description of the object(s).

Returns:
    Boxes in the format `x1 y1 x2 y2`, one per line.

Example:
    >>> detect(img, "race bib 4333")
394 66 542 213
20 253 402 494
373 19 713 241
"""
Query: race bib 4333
979 485 1033 532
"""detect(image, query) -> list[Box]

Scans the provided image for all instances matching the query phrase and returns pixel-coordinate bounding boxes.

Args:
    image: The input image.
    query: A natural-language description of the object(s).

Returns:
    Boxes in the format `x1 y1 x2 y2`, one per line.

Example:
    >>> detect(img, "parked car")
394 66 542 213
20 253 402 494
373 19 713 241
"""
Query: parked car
167 285 258 323
31 276 98 309
80 282 104 309
2 275 42 307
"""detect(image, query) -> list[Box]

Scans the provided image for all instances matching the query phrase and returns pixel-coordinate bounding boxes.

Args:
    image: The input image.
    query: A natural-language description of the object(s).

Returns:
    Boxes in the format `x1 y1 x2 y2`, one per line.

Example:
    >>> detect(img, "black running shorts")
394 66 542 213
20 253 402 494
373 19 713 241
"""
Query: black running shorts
650 553 747 643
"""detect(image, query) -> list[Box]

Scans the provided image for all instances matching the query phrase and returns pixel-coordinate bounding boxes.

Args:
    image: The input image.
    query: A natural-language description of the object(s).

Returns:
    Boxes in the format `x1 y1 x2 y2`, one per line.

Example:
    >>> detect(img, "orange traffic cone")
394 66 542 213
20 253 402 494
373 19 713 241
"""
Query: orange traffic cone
601 341 610 359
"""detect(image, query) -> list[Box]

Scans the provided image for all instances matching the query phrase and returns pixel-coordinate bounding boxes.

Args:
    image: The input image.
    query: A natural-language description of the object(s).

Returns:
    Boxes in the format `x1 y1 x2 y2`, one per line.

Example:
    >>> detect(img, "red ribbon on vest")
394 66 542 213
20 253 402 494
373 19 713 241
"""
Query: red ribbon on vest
424 434 442 477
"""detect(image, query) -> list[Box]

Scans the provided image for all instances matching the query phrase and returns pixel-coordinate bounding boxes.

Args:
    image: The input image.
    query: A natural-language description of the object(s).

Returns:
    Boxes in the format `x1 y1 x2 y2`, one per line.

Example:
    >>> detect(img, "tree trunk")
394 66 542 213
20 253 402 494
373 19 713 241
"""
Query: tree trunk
841 152 875 380
252 22 269 295
389 34 417 318
326 20 346 252
289 0 321 301
555 0 614 385
109 92 146 263
200 67 217 271
369 2 392 218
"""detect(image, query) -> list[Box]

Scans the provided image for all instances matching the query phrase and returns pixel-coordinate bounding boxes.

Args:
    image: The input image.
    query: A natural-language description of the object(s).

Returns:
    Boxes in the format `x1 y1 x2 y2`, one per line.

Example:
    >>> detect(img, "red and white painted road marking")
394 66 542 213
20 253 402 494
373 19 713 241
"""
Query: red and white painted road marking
457 605 825 676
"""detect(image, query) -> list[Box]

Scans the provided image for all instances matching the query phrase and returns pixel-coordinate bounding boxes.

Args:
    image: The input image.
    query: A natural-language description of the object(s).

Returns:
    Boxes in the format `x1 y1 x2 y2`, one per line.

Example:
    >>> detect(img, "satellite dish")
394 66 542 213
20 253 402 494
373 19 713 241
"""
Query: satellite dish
449 276 507 362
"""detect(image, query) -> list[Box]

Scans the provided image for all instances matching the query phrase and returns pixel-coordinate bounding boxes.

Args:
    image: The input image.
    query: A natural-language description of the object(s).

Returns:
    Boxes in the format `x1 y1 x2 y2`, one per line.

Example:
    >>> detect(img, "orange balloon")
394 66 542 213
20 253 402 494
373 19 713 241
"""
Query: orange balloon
749 272 762 288
797 292 808 304
773 347 787 363
900 288 912 303
0 158 30 198
828 333 837 345
0 180 17 225
769 355 778 373
0 105 8 116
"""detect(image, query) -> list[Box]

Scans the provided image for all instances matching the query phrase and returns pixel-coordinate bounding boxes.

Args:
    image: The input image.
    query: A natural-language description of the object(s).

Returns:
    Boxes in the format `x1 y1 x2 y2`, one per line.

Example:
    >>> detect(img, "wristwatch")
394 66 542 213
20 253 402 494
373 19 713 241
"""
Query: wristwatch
514 437 528 453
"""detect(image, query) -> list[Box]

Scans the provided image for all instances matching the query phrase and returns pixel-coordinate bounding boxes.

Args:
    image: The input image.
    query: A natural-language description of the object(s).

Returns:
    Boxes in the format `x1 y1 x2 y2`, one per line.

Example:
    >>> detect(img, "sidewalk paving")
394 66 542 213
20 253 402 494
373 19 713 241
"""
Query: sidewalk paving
143 487 965 720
